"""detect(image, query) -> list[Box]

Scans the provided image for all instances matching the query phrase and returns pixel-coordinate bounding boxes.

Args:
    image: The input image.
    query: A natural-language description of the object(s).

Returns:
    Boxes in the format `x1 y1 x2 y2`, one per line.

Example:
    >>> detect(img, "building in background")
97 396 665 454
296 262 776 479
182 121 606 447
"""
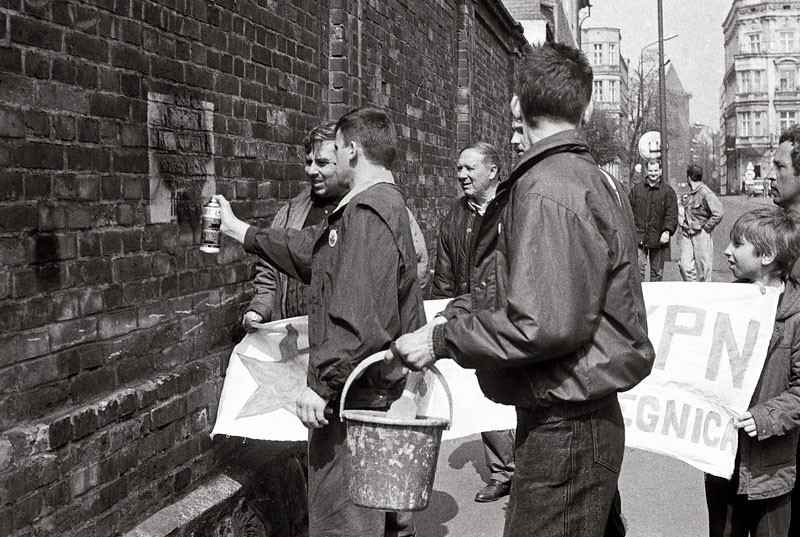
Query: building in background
503 0 591 46
690 123 720 193
720 0 800 194
667 64 693 192
581 26 630 183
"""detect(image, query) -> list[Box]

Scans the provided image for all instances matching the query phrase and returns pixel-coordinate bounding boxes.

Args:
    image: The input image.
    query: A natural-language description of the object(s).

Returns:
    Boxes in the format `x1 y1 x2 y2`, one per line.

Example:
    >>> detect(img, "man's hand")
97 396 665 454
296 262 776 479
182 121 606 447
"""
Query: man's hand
734 411 757 438
659 230 670 245
384 317 446 372
212 194 251 244
296 387 329 429
242 311 265 332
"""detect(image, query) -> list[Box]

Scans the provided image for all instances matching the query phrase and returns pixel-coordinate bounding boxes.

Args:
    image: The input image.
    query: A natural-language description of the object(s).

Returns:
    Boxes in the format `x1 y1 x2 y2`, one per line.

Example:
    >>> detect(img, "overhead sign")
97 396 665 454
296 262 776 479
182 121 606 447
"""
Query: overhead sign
639 131 662 160
744 169 755 181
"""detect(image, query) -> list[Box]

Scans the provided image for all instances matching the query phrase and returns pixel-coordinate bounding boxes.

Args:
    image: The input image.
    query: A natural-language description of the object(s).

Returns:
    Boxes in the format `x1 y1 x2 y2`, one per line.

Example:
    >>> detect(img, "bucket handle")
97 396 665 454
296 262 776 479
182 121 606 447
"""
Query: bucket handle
339 353 453 429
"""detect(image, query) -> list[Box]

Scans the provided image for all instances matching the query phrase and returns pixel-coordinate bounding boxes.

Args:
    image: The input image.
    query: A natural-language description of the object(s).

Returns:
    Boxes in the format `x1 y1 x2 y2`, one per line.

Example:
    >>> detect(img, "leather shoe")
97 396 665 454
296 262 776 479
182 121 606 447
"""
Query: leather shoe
474 479 510 502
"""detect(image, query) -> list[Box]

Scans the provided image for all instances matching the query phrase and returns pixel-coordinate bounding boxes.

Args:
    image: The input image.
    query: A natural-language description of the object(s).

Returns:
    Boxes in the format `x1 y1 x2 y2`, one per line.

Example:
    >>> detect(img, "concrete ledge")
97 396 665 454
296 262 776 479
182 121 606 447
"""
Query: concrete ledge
124 473 243 537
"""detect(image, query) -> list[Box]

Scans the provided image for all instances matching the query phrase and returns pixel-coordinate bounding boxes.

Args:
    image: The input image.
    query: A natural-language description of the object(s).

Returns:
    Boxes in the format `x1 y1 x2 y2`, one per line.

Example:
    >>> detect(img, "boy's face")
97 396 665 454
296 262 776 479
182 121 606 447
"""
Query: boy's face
724 238 763 281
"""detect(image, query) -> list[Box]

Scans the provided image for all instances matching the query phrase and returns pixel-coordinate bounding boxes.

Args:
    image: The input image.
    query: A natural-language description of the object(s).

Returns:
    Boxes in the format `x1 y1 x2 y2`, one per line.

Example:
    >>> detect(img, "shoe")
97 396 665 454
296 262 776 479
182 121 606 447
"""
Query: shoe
474 479 511 502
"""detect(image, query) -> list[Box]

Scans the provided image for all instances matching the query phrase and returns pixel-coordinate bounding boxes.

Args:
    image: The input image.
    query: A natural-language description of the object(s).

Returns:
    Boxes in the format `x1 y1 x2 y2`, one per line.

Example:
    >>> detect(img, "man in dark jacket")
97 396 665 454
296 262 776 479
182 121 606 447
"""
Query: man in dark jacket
431 141 515 503
214 107 425 537
387 42 655 537
629 160 679 281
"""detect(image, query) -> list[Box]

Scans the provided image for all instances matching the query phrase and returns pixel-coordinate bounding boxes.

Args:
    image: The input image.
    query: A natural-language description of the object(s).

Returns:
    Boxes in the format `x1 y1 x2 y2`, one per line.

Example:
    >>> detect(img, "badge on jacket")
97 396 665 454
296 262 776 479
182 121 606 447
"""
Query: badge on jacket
328 229 337 247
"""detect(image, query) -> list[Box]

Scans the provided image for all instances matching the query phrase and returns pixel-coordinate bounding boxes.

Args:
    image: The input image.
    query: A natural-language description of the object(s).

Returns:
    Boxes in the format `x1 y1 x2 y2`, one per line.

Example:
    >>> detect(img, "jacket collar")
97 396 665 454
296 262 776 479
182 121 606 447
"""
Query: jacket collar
504 129 590 193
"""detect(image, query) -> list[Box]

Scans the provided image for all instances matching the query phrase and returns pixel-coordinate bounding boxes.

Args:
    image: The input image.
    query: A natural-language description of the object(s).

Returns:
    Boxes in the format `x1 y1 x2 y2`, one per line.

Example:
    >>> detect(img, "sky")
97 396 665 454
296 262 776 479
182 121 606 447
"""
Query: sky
584 0 731 129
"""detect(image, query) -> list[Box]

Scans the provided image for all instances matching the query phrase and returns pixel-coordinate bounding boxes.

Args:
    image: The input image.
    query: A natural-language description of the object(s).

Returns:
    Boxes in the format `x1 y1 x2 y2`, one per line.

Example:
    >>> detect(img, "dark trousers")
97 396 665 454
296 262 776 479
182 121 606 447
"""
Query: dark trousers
481 429 515 483
308 414 415 537
637 246 667 282
504 400 625 537
704 474 790 537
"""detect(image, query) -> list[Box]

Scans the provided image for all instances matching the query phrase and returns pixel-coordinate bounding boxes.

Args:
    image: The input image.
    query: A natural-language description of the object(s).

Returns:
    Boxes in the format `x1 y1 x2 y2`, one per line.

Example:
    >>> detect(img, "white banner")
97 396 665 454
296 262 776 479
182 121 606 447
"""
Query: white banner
621 282 780 477
211 284 780 477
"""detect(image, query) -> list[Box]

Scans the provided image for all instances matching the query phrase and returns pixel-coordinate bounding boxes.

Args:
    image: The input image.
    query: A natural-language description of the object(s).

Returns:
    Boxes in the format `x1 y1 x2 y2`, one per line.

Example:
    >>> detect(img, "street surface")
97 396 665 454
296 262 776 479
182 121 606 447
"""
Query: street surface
414 194 776 537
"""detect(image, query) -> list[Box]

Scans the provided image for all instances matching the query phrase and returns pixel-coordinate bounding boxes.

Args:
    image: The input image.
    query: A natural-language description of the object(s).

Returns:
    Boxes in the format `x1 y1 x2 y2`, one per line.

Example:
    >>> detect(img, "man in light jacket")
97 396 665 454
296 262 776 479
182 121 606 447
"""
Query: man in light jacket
678 163 724 282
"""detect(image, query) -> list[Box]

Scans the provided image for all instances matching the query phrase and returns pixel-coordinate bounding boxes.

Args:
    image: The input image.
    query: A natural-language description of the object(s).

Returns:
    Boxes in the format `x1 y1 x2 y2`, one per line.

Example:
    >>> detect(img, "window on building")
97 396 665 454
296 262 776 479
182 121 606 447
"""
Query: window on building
780 67 797 91
608 80 618 102
738 71 749 93
752 70 763 92
592 44 603 65
748 33 761 53
738 112 751 137
607 43 617 65
593 80 603 101
780 111 797 131
753 111 764 136
780 31 796 53
738 70 765 93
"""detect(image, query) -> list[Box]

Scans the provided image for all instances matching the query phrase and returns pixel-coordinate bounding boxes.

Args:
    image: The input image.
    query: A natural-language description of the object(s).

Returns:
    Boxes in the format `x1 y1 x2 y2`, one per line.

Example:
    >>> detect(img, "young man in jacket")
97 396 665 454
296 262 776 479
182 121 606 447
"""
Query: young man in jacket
628 160 679 281
214 107 425 537
242 122 429 332
678 163 724 282
431 141 515 503
387 42 655 537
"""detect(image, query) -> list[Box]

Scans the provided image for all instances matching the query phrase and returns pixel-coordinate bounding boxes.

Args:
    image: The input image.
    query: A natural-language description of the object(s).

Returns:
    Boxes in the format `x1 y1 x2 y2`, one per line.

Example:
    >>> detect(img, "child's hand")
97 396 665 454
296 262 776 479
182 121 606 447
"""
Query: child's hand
734 412 757 437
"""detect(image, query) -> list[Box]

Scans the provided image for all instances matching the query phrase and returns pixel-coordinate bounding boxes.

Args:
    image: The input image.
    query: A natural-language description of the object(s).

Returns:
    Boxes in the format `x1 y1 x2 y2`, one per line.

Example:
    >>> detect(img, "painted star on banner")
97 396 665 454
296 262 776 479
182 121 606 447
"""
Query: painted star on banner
237 324 310 419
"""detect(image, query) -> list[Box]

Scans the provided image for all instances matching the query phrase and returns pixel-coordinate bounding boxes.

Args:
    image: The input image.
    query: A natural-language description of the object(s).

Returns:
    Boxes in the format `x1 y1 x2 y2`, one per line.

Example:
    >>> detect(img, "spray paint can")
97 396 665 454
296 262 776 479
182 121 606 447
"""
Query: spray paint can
200 197 221 253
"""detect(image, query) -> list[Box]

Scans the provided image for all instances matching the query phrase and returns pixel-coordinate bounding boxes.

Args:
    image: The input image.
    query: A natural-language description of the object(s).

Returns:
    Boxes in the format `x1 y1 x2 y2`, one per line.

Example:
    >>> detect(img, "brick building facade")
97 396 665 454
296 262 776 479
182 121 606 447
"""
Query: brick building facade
0 0 527 535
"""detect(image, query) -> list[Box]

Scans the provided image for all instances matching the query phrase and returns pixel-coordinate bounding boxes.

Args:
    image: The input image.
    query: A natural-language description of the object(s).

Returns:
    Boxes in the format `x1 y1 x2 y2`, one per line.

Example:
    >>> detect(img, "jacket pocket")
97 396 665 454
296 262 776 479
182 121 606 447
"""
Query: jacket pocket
756 434 794 469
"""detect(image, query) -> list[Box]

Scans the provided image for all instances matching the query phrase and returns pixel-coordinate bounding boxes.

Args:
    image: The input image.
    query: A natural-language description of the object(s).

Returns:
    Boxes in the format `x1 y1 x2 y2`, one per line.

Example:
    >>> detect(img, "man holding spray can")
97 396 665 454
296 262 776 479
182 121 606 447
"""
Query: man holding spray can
213 106 425 537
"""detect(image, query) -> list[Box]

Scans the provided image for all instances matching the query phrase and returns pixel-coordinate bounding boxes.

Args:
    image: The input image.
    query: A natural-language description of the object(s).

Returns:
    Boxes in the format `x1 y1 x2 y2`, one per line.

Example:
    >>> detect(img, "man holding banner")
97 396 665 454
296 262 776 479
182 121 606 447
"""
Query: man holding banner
214 107 425 537
387 42 655 537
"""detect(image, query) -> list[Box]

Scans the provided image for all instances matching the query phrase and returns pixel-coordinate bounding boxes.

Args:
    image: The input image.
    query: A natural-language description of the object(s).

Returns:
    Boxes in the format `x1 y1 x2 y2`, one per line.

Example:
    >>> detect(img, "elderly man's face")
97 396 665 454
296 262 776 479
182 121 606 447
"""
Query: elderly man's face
306 139 348 199
457 149 497 200
771 141 800 209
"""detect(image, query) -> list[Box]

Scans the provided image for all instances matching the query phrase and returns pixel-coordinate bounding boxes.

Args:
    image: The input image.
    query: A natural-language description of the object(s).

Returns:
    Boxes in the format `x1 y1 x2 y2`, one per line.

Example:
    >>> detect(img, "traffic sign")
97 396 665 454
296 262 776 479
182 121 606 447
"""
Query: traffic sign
638 131 662 160
744 169 755 181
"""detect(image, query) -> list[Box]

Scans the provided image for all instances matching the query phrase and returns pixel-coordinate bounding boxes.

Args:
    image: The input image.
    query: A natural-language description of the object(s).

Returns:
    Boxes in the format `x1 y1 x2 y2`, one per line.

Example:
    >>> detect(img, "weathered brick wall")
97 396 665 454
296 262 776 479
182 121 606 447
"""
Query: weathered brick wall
0 1 526 535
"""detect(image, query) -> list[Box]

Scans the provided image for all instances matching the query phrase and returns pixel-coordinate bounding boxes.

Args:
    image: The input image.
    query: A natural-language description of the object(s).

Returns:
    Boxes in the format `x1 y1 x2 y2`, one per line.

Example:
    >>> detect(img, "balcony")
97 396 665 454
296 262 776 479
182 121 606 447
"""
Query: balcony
775 89 799 101
735 92 769 103
736 135 770 147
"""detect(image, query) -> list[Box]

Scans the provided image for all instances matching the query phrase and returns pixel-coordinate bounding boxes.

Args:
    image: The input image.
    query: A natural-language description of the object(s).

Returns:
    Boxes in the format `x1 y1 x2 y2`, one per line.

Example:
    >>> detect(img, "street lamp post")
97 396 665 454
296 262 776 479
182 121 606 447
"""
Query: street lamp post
657 0 670 187
637 32 677 177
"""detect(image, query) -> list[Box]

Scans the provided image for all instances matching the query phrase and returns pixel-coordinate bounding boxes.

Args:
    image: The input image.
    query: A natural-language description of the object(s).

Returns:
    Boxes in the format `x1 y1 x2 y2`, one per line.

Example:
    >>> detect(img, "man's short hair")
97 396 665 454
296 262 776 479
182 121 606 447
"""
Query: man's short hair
730 207 800 279
779 124 800 176
460 141 504 175
686 163 703 182
517 42 593 127
335 107 397 169
647 160 661 170
303 121 337 154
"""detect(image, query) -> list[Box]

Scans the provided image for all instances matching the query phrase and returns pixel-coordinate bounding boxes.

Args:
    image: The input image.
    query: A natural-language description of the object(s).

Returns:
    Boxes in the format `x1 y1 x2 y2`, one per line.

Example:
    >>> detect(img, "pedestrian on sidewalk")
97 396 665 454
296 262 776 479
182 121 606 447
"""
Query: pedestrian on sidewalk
678 163 723 282
213 107 425 537
629 160 679 282
385 42 655 537
705 207 800 537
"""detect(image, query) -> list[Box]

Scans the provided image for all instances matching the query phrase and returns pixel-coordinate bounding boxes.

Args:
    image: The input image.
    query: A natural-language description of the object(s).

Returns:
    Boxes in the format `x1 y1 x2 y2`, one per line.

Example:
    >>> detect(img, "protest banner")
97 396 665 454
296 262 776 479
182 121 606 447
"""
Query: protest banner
621 282 780 478
211 284 780 478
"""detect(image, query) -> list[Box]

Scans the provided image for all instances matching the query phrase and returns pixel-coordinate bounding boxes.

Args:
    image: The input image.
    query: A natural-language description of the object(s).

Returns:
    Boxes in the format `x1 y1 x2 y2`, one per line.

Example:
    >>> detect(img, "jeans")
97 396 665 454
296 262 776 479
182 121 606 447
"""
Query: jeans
705 474 790 537
679 230 714 282
637 246 667 282
504 400 625 537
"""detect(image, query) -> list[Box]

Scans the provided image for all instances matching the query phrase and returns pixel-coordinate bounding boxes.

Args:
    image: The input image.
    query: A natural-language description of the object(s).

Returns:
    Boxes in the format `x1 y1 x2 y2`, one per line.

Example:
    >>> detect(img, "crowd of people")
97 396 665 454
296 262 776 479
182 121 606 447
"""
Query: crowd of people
212 41 800 537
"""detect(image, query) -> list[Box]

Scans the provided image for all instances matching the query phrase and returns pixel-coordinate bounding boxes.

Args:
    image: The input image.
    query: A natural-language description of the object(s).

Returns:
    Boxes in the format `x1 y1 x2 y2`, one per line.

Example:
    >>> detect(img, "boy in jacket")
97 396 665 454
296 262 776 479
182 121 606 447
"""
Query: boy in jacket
705 207 800 536
386 42 655 537
214 107 425 537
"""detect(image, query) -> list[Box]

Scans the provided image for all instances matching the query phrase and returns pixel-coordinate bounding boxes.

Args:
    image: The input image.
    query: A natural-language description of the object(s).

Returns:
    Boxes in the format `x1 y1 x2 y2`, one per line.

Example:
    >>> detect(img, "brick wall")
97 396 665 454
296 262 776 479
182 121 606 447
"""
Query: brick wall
0 1 526 535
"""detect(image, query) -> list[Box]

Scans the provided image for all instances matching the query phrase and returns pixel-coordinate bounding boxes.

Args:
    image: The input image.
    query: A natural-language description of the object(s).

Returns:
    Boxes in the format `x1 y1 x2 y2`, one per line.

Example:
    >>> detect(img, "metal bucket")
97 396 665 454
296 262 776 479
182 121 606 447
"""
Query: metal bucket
339 355 453 511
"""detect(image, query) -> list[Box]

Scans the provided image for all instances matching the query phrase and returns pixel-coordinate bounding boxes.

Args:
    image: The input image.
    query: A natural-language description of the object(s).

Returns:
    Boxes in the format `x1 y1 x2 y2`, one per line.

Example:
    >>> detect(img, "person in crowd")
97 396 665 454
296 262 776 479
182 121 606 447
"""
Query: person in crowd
705 207 800 537
678 163 724 282
767 124 800 535
628 160 679 281
385 42 655 537
430 141 515 503
241 122 428 332
214 106 425 537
